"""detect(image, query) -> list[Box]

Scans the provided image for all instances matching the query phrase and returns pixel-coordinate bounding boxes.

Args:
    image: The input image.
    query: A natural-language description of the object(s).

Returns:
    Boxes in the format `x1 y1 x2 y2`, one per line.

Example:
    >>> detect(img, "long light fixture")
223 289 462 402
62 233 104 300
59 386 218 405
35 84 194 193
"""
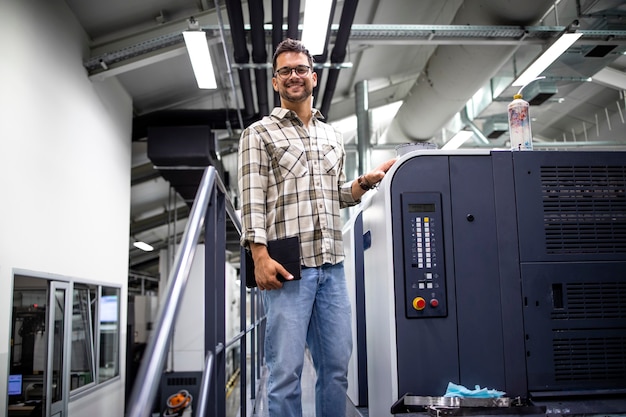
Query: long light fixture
183 30 217 89
133 241 154 252
301 0 333 55
512 32 582 87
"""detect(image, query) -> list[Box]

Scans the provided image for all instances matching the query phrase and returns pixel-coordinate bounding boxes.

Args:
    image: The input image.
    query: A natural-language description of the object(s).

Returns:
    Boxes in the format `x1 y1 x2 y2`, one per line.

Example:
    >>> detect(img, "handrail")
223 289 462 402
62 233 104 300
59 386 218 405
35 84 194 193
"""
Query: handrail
194 350 215 417
126 166 217 417
224 317 266 350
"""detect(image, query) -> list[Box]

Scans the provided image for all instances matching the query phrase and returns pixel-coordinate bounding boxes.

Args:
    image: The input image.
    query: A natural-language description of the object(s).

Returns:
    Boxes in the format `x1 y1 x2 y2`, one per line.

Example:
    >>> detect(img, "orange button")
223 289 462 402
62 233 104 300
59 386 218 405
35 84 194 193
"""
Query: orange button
412 297 426 311
430 299 439 308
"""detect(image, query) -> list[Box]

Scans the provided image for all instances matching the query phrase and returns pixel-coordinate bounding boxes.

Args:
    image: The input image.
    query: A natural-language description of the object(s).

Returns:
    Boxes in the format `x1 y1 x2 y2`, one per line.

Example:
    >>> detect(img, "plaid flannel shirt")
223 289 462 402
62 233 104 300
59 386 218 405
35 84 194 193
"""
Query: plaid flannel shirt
238 107 358 267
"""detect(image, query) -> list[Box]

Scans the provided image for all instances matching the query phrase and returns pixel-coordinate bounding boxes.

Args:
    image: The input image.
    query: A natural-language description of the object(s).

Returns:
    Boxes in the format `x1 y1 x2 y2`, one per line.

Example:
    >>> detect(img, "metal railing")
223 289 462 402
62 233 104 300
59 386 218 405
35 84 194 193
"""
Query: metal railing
126 165 264 417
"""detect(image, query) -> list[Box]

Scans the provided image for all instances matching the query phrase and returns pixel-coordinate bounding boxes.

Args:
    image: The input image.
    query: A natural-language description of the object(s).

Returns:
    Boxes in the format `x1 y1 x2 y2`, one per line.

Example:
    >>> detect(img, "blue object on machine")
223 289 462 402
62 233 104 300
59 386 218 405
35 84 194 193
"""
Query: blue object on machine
444 382 505 398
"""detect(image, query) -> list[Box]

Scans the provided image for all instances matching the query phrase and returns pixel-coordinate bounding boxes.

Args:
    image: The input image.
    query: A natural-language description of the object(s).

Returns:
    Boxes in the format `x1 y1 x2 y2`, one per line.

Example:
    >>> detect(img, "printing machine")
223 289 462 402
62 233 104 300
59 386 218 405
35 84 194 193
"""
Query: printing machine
345 149 626 417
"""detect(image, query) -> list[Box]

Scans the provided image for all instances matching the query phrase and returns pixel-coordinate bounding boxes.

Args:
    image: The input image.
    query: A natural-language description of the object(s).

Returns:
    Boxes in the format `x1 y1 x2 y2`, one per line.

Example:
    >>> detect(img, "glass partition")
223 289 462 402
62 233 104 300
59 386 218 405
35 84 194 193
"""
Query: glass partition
98 286 120 382
70 285 96 391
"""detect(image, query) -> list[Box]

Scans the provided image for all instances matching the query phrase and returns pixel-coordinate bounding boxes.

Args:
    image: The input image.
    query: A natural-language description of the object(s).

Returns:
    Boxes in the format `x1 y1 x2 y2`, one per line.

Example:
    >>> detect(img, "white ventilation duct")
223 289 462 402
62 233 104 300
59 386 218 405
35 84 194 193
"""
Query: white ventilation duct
384 0 558 142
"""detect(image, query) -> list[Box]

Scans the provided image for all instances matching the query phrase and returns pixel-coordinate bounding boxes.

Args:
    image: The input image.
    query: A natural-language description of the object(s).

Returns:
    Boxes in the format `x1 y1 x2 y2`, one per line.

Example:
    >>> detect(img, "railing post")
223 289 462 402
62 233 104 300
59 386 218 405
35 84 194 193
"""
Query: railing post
205 183 227 417
239 247 249 415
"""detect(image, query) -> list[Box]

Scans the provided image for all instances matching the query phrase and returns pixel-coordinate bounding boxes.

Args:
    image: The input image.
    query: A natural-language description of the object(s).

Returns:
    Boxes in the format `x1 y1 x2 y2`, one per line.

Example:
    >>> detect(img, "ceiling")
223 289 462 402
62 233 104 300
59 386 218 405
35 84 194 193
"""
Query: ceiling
64 0 626 289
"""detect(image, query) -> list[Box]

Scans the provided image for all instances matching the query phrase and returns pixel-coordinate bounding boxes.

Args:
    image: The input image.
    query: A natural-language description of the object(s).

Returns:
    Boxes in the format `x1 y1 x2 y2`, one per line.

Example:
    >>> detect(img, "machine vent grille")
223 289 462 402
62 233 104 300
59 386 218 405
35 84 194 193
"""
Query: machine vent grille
166 376 198 386
551 282 626 320
553 335 626 382
541 165 626 254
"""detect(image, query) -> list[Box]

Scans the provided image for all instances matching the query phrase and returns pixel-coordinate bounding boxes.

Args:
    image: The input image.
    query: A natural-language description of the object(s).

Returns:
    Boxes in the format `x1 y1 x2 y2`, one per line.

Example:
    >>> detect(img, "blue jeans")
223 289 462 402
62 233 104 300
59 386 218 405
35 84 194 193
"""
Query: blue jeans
262 262 352 417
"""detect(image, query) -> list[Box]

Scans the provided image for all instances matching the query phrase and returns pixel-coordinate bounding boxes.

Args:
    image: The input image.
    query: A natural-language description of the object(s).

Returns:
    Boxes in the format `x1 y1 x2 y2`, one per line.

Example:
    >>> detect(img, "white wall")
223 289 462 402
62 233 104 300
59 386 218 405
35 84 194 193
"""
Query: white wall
0 0 132 416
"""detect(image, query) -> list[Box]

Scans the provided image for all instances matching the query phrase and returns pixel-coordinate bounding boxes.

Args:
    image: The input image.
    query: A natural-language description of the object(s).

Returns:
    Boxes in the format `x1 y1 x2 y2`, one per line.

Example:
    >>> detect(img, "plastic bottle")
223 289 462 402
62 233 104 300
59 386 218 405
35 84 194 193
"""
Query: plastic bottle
508 77 545 151
508 93 532 151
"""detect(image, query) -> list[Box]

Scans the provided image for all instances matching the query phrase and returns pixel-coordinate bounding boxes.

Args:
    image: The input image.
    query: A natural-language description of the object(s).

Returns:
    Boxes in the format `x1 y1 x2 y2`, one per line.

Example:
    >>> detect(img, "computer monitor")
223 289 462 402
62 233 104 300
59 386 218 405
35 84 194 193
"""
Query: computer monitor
8 374 22 396
100 295 118 323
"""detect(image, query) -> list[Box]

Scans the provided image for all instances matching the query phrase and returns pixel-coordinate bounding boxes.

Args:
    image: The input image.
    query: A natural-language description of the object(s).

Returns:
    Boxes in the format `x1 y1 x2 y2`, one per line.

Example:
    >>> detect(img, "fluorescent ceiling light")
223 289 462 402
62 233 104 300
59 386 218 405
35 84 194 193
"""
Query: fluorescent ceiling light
512 32 582 87
133 241 154 252
442 131 473 150
183 30 217 89
301 0 333 55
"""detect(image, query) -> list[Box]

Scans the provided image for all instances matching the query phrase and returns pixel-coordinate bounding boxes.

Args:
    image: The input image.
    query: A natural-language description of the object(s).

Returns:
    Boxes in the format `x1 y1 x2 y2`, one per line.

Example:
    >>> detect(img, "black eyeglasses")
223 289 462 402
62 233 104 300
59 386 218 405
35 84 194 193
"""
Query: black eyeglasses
274 65 311 79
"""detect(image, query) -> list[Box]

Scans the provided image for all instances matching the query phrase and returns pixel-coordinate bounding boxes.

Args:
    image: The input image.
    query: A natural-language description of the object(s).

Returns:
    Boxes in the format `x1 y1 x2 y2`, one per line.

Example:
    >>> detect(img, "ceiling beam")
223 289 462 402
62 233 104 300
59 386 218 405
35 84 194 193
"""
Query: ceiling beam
131 162 162 186
85 24 626 78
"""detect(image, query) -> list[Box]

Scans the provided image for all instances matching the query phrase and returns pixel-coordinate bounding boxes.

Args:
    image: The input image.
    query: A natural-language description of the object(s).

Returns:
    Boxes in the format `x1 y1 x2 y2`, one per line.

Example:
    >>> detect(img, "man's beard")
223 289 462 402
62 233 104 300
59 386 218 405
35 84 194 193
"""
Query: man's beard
279 80 311 103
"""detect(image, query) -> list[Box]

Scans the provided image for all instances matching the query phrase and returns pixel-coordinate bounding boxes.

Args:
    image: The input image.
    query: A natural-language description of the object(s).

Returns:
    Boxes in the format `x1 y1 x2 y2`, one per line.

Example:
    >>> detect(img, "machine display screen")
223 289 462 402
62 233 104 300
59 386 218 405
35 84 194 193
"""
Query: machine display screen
408 203 435 213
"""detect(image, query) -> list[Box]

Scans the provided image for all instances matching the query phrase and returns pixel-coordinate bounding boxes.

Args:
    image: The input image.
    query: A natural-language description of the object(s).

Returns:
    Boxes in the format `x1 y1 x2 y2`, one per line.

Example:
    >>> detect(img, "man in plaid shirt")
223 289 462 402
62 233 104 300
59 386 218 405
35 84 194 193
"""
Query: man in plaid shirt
238 38 395 417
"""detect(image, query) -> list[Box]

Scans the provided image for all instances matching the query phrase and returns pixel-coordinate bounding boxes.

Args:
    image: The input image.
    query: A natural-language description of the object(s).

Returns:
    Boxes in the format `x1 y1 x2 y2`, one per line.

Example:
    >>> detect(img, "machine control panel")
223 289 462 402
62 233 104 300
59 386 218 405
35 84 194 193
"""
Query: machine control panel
401 192 447 318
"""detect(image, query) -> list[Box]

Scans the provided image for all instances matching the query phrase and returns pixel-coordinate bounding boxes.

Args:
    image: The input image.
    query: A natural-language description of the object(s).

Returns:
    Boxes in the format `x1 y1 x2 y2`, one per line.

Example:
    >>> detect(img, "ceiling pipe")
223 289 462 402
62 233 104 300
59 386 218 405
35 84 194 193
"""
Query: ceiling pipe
384 0 558 143
320 0 359 119
248 0 270 117
271 0 284 108
225 0 255 118
287 0 301 40
312 1 337 109
271 0 284 50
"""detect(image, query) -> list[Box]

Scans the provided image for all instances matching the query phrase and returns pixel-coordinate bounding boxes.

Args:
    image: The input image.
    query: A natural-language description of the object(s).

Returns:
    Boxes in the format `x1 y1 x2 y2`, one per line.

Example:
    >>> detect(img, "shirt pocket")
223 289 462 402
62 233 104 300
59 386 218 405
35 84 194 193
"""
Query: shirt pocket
273 145 308 180
321 143 341 175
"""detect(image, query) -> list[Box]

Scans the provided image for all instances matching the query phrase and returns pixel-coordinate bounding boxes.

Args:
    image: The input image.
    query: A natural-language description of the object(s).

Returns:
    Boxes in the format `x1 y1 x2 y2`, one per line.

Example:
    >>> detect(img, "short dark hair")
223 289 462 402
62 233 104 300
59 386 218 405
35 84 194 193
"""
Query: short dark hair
272 38 314 71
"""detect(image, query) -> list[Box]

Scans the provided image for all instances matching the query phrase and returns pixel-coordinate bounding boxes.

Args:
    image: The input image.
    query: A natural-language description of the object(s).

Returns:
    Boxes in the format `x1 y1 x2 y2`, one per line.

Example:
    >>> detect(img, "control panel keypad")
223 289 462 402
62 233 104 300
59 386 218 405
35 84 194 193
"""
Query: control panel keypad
402 193 447 318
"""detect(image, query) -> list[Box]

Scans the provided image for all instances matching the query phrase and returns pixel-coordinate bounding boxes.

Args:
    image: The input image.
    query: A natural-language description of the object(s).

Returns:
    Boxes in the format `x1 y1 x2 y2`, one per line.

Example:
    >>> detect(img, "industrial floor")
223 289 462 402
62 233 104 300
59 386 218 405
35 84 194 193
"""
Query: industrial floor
233 354 626 417
250 349 367 417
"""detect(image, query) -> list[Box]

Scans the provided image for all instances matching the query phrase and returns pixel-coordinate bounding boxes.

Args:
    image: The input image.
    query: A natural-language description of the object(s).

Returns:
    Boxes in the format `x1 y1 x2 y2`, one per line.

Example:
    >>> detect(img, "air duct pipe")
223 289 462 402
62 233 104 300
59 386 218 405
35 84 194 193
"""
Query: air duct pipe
248 0 270 117
287 0 300 40
384 0 557 143
271 0 283 50
271 0 284 108
312 1 336 108
320 0 359 119
225 0 255 118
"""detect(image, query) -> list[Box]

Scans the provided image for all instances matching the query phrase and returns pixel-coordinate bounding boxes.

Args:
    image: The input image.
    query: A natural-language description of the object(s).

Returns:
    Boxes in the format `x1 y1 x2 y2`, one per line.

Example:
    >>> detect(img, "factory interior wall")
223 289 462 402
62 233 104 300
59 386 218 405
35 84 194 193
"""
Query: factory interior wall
0 0 133 416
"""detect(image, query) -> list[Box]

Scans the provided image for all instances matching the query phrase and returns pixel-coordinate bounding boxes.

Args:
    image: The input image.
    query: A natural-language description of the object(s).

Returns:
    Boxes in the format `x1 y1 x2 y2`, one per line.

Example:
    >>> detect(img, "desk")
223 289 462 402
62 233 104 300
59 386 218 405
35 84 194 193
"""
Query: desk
8 404 36 416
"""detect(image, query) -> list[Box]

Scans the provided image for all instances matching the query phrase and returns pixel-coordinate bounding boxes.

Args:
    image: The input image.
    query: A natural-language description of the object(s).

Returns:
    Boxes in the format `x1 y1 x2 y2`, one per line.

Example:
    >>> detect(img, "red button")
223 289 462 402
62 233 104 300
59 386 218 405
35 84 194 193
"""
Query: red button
412 297 426 311
430 299 439 308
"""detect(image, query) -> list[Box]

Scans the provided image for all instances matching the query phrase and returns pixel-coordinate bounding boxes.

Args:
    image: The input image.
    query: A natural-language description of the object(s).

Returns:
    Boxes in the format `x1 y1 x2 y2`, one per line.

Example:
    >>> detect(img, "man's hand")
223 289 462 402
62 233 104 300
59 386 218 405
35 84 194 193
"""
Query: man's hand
368 158 397 185
250 242 294 290
352 157 398 199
